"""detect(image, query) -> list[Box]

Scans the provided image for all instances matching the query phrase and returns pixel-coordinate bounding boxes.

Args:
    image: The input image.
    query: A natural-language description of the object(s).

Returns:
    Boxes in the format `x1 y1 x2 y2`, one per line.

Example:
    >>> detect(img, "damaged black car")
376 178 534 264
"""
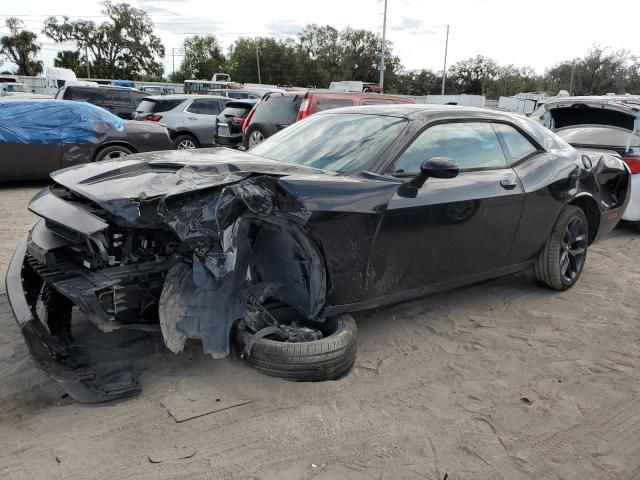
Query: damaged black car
6 105 631 402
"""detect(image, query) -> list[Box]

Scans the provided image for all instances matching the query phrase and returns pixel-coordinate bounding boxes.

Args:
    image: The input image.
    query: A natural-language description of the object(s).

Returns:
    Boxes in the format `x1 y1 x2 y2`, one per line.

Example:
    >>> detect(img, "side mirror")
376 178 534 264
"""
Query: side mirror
420 157 459 180
398 157 459 198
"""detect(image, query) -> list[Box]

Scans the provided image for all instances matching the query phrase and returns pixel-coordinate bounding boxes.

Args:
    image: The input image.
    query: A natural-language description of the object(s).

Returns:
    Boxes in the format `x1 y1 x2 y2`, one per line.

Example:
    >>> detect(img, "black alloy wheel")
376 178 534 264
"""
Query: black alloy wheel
559 216 588 283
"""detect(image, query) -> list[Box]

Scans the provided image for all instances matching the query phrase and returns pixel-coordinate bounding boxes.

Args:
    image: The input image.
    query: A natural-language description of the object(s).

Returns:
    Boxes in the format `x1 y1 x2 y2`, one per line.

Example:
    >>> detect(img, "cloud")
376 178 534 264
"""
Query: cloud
265 20 305 39
135 0 179 16
154 16 225 35
390 17 438 36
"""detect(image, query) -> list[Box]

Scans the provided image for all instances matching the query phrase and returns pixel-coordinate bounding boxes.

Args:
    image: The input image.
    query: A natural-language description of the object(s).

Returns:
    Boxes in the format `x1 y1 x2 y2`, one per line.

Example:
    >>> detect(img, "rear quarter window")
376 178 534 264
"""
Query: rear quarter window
492 123 538 164
138 98 184 113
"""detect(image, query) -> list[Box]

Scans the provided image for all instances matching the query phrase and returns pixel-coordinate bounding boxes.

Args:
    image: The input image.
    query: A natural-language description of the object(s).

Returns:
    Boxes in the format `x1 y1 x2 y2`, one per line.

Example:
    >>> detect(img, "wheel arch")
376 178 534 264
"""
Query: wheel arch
568 194 600 244
246 216 328 319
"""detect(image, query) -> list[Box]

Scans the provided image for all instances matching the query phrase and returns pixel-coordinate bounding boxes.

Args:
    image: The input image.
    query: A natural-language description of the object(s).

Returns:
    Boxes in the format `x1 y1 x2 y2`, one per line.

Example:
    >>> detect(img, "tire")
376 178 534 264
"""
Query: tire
94 145 133 162
243 123 277 150
233 314 357 381
534 206 589 290
172 134 199 150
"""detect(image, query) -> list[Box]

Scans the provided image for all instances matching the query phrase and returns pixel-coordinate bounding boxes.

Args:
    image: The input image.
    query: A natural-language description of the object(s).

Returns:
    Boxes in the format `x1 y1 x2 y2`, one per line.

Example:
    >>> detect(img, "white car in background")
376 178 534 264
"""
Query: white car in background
531 96 640 221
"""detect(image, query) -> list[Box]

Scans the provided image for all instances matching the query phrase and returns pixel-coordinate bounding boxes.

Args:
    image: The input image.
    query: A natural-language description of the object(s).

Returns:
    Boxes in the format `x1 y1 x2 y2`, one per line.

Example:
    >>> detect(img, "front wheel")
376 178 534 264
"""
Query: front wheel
534 206 589 290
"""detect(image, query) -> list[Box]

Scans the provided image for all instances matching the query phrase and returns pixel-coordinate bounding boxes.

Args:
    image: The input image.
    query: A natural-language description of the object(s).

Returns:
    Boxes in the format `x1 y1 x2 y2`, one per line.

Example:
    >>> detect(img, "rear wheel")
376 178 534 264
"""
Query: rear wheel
534 206 589 290
244 124 276 149
172 134 199 150
95 145 132 162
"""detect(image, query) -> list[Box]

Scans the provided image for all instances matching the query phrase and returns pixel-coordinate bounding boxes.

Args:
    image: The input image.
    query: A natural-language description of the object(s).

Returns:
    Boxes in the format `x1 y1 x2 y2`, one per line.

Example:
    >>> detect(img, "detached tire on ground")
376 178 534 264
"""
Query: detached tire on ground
94 145 132 162
233 314 357 381
534 205 589 291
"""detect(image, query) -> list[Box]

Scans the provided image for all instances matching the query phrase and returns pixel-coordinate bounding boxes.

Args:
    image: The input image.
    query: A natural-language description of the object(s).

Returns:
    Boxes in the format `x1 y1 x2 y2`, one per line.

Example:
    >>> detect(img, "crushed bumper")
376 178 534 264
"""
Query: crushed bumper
5 233 141 402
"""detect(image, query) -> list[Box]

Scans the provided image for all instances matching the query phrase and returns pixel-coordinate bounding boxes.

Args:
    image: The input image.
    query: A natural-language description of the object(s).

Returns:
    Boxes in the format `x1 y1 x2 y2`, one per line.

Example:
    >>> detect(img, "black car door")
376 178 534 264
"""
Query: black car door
365 120 528 298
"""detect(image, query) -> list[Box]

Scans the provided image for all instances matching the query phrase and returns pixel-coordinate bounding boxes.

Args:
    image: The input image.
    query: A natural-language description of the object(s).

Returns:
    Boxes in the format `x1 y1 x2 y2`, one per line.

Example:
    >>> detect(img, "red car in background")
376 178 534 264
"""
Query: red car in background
242 90 415 149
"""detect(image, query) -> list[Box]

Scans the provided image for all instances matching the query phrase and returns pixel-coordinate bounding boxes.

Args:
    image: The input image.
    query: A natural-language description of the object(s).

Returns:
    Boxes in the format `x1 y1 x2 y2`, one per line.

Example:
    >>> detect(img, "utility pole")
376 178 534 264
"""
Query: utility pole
379 0 388 91
84 45 91 79
569 61 576 95
441 24 449 95
256 46 261 84
172 48 175 76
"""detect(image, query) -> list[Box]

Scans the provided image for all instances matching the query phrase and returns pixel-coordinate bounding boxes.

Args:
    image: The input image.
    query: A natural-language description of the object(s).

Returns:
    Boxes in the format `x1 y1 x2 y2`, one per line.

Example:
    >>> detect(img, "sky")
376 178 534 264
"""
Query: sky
1 0 639 77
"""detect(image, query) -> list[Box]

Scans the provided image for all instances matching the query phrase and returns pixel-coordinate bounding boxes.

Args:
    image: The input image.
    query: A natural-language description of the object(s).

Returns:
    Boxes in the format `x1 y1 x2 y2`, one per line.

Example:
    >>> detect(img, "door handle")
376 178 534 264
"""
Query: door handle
500 176 518 190
188 116 197 120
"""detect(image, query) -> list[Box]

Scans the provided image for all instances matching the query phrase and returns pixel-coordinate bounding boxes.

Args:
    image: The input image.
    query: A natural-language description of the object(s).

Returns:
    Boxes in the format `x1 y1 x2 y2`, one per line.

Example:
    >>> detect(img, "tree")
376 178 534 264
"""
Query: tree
395 69 439 95
448 55 498 94
43 1 165 79
0 18 43 76
54 50 87 75
176 35 225 81
298 25 342 79
484 65 544 98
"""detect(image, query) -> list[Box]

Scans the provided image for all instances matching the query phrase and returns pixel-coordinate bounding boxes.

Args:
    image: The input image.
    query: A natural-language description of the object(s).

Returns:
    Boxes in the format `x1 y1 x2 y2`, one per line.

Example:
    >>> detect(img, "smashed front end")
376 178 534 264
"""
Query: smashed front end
6 158 328 402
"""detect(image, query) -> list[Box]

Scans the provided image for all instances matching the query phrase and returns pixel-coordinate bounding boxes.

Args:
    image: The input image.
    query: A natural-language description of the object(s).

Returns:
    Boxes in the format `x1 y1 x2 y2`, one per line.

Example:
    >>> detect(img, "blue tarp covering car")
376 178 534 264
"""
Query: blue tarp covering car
0 100 124 144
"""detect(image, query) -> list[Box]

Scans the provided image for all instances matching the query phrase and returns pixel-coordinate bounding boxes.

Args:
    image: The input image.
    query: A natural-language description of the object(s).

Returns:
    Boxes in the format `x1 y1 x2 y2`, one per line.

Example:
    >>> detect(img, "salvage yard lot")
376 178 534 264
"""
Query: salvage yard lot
1 183 640 480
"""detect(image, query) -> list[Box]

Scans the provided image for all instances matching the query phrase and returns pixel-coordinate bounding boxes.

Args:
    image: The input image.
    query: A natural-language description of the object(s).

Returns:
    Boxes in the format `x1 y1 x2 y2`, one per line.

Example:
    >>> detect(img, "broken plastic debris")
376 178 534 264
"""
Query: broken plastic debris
148 446 196 463
521 395 534 405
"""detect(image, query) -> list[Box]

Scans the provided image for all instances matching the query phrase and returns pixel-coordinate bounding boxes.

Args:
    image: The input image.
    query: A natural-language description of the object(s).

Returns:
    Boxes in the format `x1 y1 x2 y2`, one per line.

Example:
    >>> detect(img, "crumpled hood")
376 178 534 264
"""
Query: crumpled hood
48 147 331 226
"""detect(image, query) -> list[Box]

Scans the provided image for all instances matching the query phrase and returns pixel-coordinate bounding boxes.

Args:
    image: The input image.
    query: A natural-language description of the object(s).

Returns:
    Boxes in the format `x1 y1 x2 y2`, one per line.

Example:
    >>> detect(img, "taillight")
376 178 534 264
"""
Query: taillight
232 117 245 126
145 114 162 122
243 105 257 133
296 98 310 121
623 157 640 174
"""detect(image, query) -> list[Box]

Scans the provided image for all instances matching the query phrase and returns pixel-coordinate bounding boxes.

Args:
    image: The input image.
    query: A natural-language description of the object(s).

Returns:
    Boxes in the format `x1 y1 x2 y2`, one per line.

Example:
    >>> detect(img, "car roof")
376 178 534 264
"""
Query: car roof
313 104 563 151
141 94 229 100
313 103 518 119
304 90 412 101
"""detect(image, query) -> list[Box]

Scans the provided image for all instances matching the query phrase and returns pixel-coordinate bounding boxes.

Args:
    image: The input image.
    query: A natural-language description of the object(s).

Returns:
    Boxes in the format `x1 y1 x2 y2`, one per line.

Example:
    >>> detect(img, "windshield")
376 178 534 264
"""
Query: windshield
250 113 408 173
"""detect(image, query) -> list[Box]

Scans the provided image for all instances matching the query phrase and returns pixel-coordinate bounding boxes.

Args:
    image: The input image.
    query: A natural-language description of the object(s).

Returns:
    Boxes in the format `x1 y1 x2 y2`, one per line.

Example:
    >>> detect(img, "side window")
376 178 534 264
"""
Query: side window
106 90 132 106
392 122 508 174
192 99 221 115
67 88 104 104
360 99 392 105
315 98 354 112
492 123 538 164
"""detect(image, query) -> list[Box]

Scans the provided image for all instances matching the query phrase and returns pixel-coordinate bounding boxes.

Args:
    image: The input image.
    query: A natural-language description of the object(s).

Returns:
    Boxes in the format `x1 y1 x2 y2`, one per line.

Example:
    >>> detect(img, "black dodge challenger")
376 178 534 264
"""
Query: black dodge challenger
6 105 631 402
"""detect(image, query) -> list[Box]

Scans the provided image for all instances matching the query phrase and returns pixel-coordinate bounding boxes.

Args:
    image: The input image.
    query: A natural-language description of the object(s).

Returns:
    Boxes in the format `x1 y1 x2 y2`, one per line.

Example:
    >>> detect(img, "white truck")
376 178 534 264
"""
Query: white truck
45 66 97 96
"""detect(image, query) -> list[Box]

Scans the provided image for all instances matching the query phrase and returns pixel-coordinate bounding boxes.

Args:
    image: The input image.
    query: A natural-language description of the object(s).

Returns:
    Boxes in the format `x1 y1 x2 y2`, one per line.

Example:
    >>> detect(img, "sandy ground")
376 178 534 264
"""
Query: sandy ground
1 183 640 480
